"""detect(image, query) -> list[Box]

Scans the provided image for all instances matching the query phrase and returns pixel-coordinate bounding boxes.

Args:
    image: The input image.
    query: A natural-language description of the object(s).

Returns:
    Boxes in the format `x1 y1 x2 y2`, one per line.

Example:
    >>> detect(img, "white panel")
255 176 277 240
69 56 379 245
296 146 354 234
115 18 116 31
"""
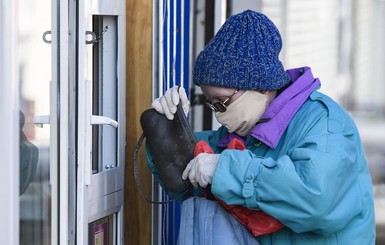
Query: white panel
57 0 70 243
0 1 19 244
91 0 125 15
77 0 93 242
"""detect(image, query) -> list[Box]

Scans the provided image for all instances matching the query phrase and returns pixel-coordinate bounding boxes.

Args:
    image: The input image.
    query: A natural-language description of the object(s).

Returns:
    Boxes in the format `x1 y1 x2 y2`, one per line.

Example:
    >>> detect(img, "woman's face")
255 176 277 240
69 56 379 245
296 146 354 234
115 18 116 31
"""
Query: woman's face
201 85 245 108
200 85 274 111
201 85 277 136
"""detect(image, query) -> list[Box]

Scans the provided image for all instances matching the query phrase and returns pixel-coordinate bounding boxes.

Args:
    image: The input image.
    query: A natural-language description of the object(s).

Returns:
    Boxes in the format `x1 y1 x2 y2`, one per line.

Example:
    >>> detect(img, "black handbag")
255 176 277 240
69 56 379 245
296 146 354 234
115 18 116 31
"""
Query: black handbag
134 102 195 203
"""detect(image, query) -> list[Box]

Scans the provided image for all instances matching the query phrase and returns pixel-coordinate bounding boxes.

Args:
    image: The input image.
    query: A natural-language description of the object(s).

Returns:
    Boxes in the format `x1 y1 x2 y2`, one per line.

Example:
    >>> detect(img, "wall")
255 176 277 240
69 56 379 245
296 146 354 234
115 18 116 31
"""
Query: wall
124 0 153 244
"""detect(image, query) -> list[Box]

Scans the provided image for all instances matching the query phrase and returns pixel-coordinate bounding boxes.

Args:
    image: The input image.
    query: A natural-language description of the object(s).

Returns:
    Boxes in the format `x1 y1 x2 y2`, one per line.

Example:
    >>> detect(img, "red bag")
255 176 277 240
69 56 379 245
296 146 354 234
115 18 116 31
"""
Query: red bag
194 139 284 236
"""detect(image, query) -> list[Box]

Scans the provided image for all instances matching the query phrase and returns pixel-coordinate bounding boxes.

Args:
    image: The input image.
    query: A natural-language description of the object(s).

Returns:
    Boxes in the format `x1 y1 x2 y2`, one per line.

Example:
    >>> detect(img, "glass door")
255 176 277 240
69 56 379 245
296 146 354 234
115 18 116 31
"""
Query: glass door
18 0 69 244
18 0 54 244
5 0 125 243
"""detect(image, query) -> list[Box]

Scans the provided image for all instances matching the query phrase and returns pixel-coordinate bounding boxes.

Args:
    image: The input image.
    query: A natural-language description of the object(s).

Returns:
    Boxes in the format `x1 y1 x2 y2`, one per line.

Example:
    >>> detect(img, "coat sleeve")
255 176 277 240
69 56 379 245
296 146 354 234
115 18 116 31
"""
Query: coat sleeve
211 115 365 235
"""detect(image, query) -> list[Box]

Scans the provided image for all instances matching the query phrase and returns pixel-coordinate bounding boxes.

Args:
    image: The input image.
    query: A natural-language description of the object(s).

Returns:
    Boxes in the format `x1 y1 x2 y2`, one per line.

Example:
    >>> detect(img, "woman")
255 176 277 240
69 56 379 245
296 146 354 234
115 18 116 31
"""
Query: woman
151 10 375 244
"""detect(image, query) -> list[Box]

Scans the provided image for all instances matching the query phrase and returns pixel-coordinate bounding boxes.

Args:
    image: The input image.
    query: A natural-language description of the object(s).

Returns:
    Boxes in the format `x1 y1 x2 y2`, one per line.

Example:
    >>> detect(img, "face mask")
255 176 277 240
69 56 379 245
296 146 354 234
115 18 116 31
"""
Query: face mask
214 90 274 137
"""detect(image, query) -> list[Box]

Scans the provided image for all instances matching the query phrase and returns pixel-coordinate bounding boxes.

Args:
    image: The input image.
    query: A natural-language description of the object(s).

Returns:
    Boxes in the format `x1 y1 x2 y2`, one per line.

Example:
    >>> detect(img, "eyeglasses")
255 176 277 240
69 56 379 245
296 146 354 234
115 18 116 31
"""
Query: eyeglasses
205 89 240 113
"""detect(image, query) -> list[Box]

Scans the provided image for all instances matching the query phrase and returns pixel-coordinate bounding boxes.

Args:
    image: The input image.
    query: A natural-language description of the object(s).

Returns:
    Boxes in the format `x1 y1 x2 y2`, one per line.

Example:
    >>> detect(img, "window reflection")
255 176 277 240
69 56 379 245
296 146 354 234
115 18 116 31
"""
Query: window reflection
19 110 39 195
18 0 52 244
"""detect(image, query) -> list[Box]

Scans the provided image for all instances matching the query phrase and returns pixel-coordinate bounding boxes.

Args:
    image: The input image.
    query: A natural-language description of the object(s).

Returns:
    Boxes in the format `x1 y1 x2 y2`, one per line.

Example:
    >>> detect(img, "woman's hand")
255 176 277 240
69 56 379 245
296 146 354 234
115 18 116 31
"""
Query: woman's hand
182 153 220 188
152 86 190 120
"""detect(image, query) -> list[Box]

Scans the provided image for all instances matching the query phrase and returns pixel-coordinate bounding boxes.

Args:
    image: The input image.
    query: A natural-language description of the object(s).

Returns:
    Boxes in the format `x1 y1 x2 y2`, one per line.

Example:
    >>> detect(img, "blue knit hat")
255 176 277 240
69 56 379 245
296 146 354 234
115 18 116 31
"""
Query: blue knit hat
193 10 290 90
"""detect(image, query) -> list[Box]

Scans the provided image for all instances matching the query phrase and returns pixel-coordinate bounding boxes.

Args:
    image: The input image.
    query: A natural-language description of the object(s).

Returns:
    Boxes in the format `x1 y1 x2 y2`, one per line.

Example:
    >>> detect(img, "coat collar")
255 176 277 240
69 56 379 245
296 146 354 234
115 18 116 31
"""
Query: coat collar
250 66 320 148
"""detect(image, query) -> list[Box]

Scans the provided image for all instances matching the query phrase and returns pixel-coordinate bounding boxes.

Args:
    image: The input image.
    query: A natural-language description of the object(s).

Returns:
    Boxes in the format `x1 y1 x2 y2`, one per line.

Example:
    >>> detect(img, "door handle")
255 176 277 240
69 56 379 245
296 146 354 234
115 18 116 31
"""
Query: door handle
42 30 51 44
33 115 50 128
90 115 118 128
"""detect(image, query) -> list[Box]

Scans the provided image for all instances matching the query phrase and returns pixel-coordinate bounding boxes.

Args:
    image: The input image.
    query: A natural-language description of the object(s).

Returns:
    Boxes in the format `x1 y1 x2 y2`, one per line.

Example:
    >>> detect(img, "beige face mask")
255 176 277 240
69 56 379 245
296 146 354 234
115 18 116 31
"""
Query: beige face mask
215 90 275 137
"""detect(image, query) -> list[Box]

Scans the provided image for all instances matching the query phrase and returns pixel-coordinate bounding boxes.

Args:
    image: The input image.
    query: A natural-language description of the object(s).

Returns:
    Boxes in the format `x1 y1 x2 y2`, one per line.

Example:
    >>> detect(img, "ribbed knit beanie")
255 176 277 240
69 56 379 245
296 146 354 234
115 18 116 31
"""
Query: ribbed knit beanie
193 10 290 90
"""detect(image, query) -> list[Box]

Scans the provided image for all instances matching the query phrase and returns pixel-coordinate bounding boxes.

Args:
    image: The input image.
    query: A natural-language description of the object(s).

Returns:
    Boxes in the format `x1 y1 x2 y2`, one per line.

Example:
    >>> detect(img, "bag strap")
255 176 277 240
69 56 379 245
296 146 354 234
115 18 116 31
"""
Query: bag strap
133 133 175 204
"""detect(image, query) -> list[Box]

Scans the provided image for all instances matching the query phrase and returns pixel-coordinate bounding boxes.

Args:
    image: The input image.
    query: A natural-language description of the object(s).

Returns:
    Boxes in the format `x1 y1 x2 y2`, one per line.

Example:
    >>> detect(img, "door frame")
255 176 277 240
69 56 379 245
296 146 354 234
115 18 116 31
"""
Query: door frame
52 0 70 243
0 0 20 244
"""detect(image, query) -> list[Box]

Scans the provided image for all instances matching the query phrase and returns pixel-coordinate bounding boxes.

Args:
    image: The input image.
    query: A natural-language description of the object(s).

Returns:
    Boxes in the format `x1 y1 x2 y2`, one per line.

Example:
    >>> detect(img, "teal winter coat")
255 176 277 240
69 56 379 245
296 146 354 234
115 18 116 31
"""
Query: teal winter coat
147 67 376 244
197 91 375 244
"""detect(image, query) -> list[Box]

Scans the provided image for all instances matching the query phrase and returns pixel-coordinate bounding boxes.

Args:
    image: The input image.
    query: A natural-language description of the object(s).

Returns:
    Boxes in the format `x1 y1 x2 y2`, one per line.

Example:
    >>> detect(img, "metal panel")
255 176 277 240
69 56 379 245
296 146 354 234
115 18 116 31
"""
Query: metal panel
90 168 124 201
57 0 70 243
88 190 124 222
91 0 125 15
68 0 78 243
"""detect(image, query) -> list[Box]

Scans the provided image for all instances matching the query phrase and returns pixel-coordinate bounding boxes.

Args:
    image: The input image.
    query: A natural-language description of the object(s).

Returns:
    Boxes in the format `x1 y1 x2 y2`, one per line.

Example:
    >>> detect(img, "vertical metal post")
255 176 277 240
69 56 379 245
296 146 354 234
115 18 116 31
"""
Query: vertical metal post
0 0 19 244
152 0 163 244
57 0 70 243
